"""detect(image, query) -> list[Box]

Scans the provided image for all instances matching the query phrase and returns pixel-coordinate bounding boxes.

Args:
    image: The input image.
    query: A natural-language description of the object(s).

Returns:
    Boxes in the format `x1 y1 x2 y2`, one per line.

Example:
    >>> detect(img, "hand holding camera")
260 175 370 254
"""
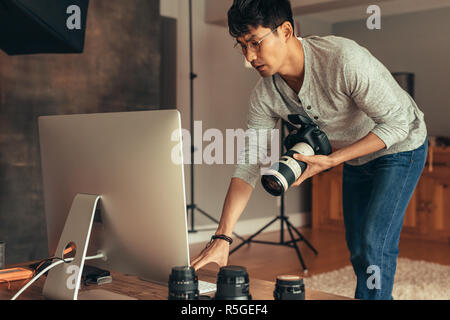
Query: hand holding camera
261 123 333 196
290 153 335 187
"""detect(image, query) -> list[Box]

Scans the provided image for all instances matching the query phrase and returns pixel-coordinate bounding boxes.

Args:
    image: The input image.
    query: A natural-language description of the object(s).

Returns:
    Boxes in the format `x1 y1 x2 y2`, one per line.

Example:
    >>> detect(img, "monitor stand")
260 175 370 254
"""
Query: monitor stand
42 193 136 300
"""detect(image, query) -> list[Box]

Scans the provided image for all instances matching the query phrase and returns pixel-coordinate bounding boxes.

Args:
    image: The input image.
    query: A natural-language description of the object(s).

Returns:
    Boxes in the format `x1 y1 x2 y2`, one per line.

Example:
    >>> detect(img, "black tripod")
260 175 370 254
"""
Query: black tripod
185 0 244 241
229 120 318 273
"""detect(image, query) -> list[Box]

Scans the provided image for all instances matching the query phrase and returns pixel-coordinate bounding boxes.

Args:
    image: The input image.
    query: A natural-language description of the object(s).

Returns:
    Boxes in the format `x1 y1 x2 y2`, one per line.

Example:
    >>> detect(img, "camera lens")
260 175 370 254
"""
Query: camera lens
214 266 252 300
168 266 199 300
261 142 313 196
273 275 305 300
262 123 332 196
261 174 284 196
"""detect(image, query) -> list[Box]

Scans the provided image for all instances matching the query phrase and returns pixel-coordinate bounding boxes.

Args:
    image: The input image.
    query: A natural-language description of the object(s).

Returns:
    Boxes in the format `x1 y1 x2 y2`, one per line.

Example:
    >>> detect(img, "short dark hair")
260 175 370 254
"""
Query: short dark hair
227 0 294 38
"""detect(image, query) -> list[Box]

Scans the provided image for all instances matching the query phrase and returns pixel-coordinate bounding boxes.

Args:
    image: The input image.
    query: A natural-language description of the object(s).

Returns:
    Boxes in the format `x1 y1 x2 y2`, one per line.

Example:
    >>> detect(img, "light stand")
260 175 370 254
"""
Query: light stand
185 0 244 241
229 120 318 273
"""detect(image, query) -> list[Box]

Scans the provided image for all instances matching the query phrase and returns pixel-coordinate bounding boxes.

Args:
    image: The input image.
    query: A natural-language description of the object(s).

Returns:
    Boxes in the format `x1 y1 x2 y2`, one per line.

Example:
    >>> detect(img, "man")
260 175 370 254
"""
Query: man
191 0 427 300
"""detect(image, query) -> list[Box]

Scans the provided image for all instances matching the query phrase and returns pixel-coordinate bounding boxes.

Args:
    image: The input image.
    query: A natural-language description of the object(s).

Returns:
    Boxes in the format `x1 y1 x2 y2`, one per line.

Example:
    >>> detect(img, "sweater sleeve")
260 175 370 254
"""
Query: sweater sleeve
231 88 279 188
342 42 410 149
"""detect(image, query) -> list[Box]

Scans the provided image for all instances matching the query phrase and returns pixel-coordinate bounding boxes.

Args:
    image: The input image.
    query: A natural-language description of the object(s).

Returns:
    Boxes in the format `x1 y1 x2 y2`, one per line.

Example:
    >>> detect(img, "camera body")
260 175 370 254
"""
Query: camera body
261 123 332 196
284 124 332 156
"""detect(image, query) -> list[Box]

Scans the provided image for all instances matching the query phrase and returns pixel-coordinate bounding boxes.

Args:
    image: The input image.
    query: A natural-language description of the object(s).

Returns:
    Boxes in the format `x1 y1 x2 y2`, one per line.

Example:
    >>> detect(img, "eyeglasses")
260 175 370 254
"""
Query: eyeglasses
233 26 280 55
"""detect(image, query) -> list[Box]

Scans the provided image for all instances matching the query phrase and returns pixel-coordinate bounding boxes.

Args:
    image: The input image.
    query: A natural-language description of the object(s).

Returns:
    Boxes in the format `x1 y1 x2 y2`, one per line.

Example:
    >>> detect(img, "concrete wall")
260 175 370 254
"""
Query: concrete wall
0 0 162 264
297 16 333 37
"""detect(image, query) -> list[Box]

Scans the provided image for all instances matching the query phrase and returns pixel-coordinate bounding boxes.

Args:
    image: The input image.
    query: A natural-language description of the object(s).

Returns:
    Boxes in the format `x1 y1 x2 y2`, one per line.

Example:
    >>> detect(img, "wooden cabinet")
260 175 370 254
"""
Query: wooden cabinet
413 174 450 240
312 146 450 243
312 165 344 231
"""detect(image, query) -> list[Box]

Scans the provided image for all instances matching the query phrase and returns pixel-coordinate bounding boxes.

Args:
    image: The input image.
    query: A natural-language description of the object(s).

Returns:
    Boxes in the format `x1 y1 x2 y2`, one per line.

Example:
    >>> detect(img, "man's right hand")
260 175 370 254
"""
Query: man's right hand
190 178 253 271
190 238 230 271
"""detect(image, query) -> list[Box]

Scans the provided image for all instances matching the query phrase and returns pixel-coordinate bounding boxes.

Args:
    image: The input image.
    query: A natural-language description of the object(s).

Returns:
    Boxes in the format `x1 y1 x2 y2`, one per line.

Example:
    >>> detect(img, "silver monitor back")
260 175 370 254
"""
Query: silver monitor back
38 110 190 285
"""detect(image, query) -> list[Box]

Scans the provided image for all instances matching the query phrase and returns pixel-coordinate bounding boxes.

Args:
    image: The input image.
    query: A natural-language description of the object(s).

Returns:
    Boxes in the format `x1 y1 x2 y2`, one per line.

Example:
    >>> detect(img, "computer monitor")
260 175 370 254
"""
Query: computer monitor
38 110 190 299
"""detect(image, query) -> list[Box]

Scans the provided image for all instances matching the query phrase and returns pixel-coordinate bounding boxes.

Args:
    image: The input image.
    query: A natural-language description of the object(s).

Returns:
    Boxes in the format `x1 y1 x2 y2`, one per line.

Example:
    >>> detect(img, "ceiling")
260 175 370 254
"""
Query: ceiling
300 0 450 23
206 0 450 26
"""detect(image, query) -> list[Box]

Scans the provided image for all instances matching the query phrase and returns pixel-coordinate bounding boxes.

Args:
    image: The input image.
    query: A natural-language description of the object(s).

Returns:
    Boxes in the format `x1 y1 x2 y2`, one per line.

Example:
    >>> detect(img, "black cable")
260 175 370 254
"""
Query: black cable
30 256 70 274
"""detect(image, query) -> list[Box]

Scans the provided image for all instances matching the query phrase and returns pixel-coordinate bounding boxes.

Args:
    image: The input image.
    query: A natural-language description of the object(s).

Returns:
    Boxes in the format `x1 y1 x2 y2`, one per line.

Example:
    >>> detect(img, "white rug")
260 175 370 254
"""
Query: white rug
303 258 450 300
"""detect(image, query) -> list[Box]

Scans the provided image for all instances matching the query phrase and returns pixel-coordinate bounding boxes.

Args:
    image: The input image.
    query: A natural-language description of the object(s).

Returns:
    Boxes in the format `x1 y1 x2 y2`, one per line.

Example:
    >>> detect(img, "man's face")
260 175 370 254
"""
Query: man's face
236 25 286 77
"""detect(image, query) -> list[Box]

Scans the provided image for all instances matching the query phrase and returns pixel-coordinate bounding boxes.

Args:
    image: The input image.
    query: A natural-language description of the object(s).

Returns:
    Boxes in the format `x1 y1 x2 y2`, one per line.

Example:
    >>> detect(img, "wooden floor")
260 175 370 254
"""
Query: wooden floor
190 227 450 282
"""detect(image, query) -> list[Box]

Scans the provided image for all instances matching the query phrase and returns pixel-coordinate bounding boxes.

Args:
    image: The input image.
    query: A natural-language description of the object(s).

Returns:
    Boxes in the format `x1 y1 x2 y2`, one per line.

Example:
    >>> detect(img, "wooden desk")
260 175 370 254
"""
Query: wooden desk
0 264 352 300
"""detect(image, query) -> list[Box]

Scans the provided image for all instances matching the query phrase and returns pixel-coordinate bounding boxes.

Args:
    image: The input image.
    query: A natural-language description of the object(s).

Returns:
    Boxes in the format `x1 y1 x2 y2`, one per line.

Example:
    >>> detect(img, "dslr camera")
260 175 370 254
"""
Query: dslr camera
261 121 332 196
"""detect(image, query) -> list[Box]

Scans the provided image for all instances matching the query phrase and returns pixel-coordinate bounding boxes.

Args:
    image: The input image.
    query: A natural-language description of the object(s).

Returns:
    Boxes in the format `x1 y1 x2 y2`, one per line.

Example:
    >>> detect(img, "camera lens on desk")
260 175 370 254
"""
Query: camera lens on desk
273 275 305 300
168 266 199 300
214 265 252 300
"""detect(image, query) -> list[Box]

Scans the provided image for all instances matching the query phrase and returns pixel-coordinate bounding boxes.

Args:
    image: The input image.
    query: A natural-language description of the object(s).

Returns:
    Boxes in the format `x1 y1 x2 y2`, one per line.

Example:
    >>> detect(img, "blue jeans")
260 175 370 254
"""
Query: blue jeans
342 138 428 300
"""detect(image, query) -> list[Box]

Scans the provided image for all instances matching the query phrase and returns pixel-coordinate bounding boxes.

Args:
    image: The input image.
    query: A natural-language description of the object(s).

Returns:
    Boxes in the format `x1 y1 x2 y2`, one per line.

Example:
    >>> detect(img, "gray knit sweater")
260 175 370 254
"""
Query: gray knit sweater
232 35 427 188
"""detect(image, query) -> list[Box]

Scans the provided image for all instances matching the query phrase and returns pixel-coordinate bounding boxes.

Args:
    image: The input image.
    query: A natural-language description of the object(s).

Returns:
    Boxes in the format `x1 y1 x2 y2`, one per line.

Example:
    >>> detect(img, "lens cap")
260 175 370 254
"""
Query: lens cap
274 275 305 300
218 265 248 278
170 266 196 280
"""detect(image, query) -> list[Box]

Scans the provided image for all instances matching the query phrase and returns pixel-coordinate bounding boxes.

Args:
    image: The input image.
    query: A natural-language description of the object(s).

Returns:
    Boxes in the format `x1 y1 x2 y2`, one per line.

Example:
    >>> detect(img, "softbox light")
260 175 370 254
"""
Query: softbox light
0 0 89 55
